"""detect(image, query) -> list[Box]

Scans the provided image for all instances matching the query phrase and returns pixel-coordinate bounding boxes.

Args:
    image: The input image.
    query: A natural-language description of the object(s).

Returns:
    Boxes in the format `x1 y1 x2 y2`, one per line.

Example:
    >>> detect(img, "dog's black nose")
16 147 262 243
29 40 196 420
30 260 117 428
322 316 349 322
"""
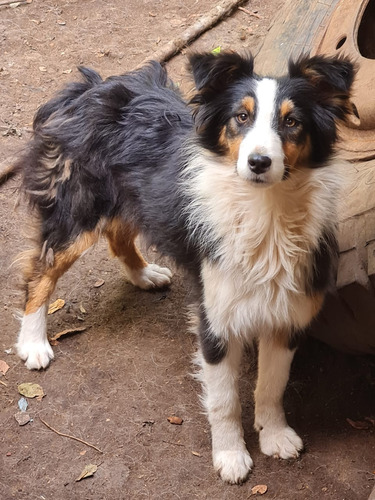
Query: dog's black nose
248 154 272 174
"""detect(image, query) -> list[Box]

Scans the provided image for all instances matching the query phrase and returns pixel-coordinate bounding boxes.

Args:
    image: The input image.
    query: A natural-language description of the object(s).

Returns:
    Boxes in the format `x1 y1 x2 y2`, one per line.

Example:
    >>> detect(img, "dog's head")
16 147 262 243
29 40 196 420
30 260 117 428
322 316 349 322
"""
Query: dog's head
189 52 356 187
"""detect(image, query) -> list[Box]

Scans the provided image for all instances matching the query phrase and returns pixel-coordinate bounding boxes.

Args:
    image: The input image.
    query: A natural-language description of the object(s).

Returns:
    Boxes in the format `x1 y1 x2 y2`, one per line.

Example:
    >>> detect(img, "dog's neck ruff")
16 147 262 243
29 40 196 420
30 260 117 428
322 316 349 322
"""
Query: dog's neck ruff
182 151 341 336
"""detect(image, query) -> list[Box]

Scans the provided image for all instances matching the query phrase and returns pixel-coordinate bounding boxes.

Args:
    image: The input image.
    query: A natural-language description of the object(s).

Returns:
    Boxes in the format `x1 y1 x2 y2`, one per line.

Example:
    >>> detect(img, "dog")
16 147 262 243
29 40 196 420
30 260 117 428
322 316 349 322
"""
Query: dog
9 51 355 483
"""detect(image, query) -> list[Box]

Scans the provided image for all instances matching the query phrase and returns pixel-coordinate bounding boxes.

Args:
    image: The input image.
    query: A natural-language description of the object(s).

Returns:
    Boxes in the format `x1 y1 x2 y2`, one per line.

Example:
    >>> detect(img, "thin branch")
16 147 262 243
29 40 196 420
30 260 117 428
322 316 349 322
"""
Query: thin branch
238 7 262 19
140 0 247 66
162 439 185 447
0 0 31 7
40 417 103 454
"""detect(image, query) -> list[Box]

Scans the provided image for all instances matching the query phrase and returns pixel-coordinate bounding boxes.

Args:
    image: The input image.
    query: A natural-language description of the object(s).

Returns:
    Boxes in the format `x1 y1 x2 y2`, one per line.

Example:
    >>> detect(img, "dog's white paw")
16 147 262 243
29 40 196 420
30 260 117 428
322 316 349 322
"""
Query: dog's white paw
213 450 253 484
16 340 54 370
259 425 303 459
127 263 173 290
17 306 53 370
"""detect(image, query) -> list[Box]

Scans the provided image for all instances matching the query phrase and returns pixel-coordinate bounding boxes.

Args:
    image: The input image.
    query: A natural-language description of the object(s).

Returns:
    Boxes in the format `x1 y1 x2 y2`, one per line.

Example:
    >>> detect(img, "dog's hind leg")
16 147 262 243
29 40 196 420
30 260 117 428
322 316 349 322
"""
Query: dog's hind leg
17 231 99 370
104 217 172 289
254 336 303 459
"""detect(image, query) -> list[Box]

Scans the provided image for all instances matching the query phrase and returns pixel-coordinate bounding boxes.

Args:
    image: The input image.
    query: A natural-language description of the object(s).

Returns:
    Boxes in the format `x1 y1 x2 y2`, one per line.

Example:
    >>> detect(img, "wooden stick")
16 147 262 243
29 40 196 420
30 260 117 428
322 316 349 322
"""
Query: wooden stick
162 439 185 447
140 0 247 65
0 0 31 7
238 6 262 19
40 417 103 454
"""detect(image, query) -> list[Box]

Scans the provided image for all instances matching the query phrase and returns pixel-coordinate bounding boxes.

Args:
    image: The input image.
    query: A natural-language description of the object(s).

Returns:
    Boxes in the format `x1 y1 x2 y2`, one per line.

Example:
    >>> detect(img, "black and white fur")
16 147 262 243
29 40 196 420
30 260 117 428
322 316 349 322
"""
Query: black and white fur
12 52 355 483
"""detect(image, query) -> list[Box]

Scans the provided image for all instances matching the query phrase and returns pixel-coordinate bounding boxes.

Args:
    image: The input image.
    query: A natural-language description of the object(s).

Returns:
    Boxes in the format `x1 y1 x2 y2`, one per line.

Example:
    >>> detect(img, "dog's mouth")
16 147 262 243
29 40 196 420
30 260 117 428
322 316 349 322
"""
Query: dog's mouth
248 173 272 187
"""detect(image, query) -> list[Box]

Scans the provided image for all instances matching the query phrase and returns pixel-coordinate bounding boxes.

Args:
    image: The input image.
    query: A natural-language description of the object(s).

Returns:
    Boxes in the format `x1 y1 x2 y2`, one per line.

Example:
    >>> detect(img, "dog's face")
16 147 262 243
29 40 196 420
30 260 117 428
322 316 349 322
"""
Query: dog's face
189 52 355 187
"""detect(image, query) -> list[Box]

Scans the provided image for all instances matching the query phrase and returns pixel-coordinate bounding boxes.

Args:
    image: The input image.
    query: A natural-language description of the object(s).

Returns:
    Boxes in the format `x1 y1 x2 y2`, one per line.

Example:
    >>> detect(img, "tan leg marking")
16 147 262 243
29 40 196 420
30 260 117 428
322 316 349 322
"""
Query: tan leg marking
18 230 99 369
104 217 172 290
25 231 99 314
105 218 147 271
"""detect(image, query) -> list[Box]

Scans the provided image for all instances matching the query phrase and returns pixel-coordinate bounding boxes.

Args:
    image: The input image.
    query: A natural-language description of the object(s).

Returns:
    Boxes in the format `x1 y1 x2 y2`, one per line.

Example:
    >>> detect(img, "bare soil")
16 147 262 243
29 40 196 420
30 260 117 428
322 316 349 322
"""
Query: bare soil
0 1 374 499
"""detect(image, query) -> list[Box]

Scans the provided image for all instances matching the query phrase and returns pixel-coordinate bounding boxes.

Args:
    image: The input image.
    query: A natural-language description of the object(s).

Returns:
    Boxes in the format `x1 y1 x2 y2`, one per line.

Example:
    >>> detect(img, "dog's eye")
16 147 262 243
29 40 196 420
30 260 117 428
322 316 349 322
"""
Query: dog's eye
236 112 249 124
285 116 297 128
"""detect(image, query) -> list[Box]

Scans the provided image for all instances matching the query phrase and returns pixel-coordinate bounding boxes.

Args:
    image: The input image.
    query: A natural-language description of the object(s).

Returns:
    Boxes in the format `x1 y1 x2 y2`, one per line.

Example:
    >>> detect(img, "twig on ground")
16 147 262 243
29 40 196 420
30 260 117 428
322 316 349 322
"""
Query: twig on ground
0 0 31 7
40 417 103 454
0 379 8 387
140 0 247 66
162 439 185 447
238 6 262 19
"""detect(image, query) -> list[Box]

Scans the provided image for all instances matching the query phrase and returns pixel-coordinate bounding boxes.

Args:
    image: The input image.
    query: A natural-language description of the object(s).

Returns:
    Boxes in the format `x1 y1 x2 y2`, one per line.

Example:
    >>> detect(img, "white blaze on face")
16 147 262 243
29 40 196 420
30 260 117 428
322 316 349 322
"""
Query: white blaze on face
237 78 285 186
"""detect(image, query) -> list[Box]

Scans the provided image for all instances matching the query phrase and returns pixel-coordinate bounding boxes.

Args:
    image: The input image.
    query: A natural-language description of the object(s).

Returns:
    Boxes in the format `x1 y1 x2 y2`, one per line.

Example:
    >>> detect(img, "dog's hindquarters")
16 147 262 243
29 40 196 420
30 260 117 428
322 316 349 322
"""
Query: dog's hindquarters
17 217 173 370
16 62 187 369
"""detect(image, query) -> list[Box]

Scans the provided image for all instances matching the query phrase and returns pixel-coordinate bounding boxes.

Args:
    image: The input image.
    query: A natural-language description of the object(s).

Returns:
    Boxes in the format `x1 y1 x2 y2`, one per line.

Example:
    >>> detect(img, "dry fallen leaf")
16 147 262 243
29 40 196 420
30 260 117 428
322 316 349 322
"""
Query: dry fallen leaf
93 279 105 288
48 298 65 315
76 464 98 481
14 411 31 426
49 326 87 342
191 451 201 457
346 418 370 430
79 304 87 314
167 416 183 425
251 484 268 495
18 382 45 399
0 360 10 375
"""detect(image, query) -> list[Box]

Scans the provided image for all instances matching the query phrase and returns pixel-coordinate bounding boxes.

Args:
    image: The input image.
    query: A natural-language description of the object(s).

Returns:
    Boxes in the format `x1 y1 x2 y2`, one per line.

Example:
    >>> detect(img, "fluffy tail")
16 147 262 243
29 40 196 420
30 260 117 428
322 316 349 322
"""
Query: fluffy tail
0 67 103 187
33 67 103 130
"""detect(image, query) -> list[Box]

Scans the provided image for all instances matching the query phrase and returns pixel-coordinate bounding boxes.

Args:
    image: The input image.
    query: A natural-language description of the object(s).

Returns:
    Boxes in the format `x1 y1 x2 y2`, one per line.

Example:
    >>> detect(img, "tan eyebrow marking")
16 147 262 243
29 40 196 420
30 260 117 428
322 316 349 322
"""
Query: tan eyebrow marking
280 99 294 118
241 96 255 115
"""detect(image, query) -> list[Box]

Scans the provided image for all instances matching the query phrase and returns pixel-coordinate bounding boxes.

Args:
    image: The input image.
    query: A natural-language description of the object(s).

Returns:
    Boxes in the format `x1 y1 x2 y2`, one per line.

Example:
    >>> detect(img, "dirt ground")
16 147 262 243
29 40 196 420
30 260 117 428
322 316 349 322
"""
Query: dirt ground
0 1 374 499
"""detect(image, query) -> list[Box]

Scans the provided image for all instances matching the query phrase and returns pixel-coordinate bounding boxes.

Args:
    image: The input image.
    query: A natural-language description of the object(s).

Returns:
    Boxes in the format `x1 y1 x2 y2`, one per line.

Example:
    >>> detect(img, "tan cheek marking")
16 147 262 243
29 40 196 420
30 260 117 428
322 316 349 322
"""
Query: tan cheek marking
280 99 294 119
282 136 311 169
218 126 229 151
226 136 243 162
219 126 243 162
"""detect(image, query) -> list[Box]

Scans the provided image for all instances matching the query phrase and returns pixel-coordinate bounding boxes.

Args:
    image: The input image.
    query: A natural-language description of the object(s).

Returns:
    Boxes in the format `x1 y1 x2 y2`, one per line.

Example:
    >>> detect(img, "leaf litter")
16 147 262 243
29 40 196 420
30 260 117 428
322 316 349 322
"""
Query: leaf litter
167 415 183 425
49 326 87 344
48 298 65 314
18 382 45 399
251 484 268 495
76 464 98 481
0 359 10 375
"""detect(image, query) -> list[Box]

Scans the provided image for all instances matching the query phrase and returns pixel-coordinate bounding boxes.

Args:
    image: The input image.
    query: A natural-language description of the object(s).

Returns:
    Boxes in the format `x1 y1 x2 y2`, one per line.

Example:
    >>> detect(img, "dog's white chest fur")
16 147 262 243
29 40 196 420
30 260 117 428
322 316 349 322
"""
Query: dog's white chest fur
185 154 342 340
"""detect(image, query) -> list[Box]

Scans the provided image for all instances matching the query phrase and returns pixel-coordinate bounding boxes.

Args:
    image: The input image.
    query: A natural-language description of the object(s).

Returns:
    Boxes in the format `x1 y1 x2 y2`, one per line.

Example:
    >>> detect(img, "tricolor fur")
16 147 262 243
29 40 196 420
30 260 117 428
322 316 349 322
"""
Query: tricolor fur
12 52 355 483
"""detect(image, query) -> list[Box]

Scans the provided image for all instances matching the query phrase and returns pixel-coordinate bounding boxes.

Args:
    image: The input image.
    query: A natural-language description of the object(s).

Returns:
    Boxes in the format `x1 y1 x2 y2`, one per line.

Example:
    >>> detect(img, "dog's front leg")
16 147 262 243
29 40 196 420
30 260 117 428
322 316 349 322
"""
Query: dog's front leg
254 336 303 459
199 327 253 484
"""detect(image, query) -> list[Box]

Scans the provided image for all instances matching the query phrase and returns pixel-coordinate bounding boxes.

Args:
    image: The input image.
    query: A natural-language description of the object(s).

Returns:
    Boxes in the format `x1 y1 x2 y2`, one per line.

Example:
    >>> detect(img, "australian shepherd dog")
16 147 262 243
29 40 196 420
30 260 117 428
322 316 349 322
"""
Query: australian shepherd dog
10 52 355 483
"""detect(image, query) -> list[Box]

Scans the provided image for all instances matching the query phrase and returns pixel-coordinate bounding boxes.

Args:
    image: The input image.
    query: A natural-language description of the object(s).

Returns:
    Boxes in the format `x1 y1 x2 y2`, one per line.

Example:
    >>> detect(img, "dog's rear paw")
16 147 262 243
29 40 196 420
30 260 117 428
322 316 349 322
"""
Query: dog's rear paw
16 340 54 370
127 263 173 290
259 425 303 459
213 450 253 484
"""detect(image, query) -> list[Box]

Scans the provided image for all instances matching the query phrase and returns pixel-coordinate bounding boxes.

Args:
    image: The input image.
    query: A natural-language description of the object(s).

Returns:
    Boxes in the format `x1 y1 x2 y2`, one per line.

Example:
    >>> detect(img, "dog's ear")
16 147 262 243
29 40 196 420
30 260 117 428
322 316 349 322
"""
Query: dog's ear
188 52 254 94
288 55 356 120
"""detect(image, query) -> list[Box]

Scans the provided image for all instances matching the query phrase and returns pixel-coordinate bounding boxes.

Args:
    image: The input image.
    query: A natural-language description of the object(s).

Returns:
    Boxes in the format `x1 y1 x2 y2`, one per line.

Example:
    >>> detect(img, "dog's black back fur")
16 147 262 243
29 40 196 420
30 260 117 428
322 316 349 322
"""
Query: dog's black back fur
20 62 203 274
